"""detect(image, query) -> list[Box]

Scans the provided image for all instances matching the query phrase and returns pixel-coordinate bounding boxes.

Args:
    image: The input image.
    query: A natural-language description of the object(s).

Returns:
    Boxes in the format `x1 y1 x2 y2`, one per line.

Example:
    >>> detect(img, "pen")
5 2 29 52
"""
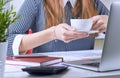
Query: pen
26 29 33 54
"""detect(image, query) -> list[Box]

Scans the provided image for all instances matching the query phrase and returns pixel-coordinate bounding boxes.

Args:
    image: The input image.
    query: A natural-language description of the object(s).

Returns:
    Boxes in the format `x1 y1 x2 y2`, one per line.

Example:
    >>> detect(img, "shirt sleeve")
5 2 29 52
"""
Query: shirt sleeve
12 35 24 55
7 0 42 56
94 0 109 15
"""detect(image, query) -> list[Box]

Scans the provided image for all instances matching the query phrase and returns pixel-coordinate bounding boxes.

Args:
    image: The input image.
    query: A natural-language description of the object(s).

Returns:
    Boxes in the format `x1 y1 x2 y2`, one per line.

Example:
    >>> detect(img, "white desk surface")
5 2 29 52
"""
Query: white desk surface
4 50 120 78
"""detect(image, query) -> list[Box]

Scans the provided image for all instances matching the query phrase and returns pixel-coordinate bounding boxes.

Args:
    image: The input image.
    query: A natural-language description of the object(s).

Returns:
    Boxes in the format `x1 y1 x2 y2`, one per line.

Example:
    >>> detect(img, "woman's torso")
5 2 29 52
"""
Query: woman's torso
8 0 109 55
31 0 105 53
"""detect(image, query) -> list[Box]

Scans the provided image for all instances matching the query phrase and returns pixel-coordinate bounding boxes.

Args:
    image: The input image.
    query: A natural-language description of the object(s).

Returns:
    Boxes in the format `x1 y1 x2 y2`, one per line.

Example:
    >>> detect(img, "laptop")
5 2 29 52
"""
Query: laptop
64 2 120 72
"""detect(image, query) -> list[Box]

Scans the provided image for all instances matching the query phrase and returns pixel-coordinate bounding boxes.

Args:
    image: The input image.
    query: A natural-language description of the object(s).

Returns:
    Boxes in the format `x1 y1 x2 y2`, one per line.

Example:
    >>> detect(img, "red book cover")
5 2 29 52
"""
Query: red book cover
6 56 63 66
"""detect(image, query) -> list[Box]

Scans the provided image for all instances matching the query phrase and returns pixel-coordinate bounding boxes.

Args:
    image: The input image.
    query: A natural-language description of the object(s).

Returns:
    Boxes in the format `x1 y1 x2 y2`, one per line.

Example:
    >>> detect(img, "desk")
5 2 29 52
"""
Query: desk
4 50 120 78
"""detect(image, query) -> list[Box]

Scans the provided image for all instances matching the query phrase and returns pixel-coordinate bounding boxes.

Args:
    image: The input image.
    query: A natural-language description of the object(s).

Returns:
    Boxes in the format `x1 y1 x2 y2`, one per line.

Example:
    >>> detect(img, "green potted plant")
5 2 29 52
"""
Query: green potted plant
0 0 18 42
0 0 18 77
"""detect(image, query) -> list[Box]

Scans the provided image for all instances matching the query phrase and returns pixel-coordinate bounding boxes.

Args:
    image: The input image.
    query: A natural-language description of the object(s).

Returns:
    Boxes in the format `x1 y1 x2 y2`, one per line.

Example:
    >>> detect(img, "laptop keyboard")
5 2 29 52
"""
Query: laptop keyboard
82 62 100 67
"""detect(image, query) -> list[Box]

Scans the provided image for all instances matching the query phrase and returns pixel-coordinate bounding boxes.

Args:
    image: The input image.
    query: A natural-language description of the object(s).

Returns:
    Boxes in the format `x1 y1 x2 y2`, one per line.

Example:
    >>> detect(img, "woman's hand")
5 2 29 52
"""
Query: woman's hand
90 15 108 33
54 23 88 43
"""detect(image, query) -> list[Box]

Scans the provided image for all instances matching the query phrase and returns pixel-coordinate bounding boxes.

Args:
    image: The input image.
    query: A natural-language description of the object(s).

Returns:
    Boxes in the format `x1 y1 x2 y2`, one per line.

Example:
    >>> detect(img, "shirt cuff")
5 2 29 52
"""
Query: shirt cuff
12 35 24 56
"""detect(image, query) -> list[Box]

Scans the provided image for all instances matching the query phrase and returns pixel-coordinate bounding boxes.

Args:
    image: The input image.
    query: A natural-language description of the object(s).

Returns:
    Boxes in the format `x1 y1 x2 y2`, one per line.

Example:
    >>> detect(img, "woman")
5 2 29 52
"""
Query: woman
7 0 109 56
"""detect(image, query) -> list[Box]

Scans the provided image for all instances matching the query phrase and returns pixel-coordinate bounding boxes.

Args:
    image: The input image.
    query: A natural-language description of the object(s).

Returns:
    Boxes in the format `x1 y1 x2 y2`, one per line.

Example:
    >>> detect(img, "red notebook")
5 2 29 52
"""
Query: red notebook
6 55 63 66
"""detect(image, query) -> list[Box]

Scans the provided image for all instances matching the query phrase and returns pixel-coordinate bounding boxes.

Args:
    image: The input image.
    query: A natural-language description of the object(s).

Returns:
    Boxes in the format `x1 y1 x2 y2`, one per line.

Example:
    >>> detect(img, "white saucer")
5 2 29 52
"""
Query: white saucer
78 30 99 34
88 30 99 34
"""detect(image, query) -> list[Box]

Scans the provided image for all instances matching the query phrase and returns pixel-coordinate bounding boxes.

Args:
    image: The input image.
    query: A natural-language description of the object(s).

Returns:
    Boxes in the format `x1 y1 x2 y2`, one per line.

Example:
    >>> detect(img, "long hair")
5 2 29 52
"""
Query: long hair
43 0 98 28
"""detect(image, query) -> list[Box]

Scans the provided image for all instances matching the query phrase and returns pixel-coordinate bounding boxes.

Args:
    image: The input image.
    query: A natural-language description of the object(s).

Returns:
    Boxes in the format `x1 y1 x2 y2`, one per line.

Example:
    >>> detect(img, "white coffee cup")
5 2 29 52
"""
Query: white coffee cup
71 19 93 32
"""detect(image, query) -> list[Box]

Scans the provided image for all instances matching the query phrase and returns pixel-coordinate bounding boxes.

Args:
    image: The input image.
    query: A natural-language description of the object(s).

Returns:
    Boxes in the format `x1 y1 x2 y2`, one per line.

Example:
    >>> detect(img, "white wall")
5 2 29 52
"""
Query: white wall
101 0 120 10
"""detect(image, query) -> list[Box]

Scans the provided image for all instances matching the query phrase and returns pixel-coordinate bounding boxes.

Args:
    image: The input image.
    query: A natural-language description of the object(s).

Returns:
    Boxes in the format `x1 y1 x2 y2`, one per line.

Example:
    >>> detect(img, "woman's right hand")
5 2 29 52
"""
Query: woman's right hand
54 23 88 43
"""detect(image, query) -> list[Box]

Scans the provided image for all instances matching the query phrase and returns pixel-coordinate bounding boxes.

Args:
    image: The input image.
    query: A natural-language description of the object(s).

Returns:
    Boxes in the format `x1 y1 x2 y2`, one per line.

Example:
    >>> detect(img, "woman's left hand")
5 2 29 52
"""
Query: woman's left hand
90 15 108 33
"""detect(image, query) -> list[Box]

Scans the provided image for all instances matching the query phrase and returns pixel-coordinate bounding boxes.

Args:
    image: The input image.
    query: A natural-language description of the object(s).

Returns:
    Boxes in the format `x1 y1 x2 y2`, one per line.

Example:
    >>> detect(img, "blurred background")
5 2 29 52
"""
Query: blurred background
101 0 120 10
10 0 120 13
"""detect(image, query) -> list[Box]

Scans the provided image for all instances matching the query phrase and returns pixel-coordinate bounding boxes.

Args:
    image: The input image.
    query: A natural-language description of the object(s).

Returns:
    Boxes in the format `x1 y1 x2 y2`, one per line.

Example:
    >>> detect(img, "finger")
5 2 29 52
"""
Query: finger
97 25 105 32
94 23 106 33
92 20 104 30
92 20 104 29
65 34 89 42
90 16 100 25
64 31 88 38
63 32 88 41
99 26 106 33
